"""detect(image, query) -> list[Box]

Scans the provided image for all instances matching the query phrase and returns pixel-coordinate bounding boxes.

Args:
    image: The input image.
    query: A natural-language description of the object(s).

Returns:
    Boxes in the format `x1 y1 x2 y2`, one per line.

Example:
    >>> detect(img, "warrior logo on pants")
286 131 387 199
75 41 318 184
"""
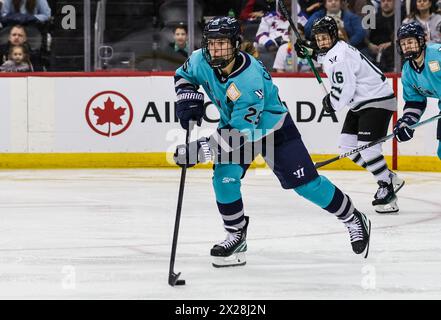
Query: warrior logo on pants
293 167 305 178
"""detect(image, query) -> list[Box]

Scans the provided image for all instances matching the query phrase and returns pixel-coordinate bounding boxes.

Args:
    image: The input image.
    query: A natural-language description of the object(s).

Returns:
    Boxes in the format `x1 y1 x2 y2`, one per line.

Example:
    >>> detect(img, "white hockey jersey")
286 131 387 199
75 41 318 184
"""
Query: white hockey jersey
317 41 396 112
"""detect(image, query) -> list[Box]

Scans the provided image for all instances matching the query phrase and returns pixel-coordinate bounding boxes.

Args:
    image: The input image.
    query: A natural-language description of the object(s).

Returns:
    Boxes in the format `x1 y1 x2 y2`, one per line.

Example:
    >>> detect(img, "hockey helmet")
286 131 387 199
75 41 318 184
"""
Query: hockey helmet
202 16 242 69
311 16 339 54
396 22 426 60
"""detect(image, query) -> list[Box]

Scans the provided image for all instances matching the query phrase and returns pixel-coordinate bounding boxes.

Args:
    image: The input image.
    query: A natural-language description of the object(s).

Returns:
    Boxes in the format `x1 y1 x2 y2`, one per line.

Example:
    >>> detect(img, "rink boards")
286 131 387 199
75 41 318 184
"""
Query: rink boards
0 72 439 171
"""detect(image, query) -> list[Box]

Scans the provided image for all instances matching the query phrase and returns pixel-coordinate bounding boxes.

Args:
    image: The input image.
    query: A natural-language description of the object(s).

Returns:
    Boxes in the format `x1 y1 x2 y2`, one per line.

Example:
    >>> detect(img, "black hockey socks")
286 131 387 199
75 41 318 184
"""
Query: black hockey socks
216 198 246 230
323 186 355 221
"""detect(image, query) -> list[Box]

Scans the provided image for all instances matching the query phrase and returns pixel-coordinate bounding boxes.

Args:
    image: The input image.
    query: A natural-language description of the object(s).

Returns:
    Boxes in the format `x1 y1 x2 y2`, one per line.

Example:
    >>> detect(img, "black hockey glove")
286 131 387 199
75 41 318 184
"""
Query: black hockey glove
274 36 286 47
265 36 286 49
393 115 416 142
322 93 335 113
176 89 205 130
173 137 212 168
294 39 316 59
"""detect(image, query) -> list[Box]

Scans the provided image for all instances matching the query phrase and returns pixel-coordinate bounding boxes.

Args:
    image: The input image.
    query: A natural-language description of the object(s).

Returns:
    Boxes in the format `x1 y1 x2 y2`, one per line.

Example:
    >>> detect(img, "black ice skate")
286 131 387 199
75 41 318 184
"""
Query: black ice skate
389 170 405 194
344 210 371 258
211 216 249 268
372 180 399 214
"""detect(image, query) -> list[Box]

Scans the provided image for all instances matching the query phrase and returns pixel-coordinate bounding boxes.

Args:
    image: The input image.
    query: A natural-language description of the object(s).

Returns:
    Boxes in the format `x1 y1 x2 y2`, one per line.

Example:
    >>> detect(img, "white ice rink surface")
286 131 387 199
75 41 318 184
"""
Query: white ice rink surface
0 168 440 299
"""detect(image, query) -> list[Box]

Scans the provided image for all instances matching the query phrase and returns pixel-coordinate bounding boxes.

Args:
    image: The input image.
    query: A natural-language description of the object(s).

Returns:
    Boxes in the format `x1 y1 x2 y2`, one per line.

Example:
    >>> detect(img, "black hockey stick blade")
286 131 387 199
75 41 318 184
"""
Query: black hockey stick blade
315 113 441 169
169 272 186 286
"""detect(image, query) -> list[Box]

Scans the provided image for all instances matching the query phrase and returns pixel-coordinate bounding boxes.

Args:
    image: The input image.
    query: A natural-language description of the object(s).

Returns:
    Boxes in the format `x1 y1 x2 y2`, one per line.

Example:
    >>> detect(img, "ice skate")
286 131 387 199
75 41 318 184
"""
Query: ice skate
211 216 249 268
372 180 399 214
389 170 405 194
344 209 371 258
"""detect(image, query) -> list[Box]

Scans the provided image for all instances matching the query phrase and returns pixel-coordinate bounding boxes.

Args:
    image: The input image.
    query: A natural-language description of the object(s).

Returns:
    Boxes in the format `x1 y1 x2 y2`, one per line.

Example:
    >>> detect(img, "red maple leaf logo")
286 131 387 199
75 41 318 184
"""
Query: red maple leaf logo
92 97 126 136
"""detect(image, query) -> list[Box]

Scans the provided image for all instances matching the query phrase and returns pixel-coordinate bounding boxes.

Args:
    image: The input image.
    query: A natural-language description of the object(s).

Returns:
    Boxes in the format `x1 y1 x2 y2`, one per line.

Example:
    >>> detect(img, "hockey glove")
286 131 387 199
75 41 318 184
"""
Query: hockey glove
274 36 286 47
173 137 212 168
176 89 205 130
294 40 315 59
393 115 416 142
322 93 335 113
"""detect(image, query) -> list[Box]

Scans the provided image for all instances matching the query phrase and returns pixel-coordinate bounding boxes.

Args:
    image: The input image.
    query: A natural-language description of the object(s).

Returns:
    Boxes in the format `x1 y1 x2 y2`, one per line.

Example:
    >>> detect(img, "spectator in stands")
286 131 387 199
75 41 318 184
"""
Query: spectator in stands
366 0 396 71
403 0 441 43
239 0 276 21
256 0 308 52
1 0 51 26
169 24 189 59
304 0 367 50
0 0 4 27
240 0 275 44
346 0 375 17
299 0 323 17
0 25 42 70
0 44 33 71
273 41 294 71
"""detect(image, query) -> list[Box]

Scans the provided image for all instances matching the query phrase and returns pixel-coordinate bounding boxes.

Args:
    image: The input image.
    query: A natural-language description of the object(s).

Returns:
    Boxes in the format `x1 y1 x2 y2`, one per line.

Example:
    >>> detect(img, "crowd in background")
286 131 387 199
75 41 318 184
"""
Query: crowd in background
197 0 441 73
0 0 51 72
0 0 439 72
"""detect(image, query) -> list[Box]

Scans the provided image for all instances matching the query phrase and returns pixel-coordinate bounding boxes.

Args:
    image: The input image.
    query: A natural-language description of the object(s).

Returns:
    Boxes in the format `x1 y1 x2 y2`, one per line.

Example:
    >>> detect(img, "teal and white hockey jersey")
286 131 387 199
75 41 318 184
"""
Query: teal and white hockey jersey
175 49 288 141
402 43 441 110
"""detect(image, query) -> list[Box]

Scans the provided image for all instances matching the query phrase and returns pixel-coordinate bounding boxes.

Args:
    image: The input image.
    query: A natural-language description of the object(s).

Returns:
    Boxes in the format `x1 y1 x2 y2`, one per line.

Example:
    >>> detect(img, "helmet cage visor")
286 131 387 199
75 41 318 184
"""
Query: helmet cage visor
397 36 425 60
202 34 239 68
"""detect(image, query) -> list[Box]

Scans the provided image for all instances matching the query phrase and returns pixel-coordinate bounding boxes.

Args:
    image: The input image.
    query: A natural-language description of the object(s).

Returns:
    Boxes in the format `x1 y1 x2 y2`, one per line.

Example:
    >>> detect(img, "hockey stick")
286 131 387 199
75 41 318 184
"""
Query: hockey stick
277 0 328 96
314 113 441 169
168 122 195 287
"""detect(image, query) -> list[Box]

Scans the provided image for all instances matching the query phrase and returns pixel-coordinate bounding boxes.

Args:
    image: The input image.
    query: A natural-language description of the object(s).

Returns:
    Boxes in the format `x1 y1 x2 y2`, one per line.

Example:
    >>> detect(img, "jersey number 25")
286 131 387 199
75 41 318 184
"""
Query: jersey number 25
244 107 262 125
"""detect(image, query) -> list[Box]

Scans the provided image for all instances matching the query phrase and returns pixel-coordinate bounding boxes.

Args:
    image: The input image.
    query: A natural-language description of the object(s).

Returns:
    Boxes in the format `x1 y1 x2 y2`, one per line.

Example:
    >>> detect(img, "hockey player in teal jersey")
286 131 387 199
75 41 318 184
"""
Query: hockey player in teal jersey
393 22 441 160
173 16 371 267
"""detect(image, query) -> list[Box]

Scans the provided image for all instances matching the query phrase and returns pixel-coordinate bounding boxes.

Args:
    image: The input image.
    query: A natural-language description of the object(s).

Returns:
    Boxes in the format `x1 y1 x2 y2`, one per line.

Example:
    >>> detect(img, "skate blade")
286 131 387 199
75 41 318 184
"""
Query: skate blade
375 201 399 214
393 180 405 194
212 252 246 268
390 171 405 194
364 219 371 259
